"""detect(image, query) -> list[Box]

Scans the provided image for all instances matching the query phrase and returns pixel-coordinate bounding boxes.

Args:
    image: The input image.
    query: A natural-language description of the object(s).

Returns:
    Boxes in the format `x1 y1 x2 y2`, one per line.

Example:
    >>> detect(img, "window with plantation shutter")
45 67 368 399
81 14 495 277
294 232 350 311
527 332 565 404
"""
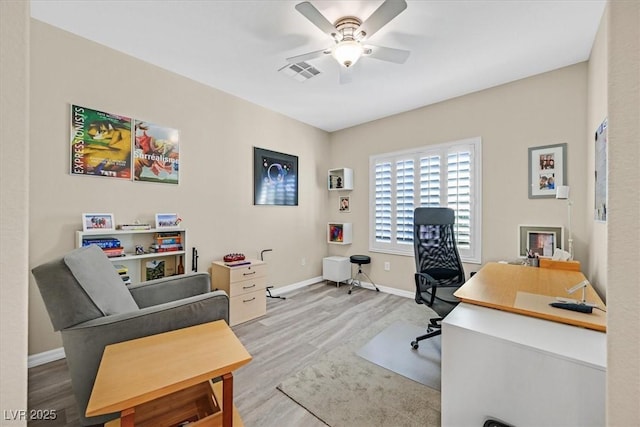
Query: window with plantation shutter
369 137 482 263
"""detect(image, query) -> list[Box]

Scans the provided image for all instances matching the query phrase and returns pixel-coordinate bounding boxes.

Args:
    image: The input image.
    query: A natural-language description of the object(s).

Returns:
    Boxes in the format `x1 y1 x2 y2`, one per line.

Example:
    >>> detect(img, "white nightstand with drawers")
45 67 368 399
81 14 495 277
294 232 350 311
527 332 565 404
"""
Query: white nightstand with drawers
210 259 267 326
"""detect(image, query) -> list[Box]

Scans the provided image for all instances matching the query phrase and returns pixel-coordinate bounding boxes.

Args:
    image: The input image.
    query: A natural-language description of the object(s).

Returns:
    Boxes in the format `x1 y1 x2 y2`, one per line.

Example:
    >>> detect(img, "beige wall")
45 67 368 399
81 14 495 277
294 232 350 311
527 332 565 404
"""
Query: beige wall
606 1 640 424
328 64 589 294
6 2 640 425
587 5 609 300
28 20 330 355
0 0 30 424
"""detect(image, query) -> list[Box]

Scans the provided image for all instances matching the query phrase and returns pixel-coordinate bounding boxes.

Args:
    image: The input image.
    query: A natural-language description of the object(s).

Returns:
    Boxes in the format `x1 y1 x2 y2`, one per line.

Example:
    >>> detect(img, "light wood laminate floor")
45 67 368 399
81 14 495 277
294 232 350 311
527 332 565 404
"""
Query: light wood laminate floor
28 282 443 427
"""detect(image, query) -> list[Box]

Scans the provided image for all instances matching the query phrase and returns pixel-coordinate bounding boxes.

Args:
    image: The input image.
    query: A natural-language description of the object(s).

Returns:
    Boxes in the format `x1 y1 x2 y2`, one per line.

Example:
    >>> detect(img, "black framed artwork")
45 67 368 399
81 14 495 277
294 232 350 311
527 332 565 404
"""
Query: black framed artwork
253 147 298 206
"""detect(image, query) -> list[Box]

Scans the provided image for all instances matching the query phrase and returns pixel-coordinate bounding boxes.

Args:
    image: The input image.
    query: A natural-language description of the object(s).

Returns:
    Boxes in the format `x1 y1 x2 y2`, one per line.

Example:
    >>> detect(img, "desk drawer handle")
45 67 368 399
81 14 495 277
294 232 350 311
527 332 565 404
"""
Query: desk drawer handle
243 297 256 303
243 271 256 276
243 284 256 290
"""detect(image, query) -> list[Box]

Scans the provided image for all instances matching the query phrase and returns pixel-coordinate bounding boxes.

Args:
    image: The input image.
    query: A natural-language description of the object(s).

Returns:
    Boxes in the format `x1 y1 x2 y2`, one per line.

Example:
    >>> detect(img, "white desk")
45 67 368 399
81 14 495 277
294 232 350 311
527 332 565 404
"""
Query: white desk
441 264 606 426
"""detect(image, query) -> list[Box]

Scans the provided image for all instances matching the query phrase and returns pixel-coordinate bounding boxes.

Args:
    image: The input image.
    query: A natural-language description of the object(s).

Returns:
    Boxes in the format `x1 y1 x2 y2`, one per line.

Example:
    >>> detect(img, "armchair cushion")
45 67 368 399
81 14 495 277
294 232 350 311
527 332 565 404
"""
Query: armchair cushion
64 245 138 315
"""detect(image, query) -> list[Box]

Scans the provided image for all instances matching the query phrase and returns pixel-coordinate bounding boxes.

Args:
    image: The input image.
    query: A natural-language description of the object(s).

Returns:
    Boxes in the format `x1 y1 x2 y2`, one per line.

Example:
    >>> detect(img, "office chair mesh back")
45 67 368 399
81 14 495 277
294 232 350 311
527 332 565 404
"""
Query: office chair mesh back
414 207 465 305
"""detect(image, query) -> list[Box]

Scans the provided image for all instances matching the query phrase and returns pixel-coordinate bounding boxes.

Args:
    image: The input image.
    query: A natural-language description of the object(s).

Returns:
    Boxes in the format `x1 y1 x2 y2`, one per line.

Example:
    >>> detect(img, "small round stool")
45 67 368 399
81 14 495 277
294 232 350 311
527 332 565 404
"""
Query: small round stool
348 255 380 294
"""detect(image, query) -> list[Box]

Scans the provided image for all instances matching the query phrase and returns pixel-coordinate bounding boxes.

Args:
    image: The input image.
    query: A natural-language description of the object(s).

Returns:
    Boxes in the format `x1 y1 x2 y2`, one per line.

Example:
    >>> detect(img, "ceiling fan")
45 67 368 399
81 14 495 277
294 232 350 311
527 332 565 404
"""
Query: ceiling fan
287 0 410 83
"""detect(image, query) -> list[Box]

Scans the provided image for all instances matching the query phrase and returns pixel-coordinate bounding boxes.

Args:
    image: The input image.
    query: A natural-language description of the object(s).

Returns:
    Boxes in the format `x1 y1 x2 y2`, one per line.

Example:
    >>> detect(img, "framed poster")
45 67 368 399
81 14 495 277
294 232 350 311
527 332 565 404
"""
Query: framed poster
134 120 180 184
70 105 132 179
253 147 298 206
594 119 607 222
528 143 567 199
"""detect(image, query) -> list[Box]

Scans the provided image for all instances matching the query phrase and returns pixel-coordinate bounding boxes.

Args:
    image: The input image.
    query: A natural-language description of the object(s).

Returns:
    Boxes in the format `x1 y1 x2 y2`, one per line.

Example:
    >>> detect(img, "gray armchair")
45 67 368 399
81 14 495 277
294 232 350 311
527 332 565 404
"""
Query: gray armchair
31 245 229 426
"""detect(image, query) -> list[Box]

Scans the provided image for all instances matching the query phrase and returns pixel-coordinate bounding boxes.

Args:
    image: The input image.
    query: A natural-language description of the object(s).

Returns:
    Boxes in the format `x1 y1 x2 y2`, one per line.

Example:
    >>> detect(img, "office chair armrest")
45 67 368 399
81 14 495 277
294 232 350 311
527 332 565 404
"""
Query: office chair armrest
415 272 437 306
128 272 212 308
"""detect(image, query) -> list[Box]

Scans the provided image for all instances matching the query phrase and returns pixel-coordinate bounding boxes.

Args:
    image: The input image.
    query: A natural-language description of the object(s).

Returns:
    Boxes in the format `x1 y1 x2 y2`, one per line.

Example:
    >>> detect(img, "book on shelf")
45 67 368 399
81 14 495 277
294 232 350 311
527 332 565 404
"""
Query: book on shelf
82 238 121 249
154 231 181 238
103 247 125 257
117 224 151 230
113 264 128 275
154 236 182 244
150 242 183 249
149 246 183 253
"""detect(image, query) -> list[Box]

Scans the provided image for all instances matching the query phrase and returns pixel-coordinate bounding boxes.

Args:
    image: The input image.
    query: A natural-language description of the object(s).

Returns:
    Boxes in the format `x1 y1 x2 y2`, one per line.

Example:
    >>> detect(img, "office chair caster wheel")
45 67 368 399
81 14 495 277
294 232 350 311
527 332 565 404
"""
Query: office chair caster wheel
411 341 419 350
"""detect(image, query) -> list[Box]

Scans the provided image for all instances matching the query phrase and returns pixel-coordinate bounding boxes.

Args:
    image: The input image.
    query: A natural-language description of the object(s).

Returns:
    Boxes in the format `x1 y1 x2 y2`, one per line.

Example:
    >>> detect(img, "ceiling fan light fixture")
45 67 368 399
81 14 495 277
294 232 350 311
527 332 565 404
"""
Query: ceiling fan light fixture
333 40 363 68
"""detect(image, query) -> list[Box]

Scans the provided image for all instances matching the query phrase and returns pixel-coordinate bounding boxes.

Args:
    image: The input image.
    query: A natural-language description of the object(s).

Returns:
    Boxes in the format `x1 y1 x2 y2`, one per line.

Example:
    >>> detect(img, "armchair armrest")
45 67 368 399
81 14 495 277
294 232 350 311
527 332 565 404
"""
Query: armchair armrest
61 291 229 426
128 272 212 308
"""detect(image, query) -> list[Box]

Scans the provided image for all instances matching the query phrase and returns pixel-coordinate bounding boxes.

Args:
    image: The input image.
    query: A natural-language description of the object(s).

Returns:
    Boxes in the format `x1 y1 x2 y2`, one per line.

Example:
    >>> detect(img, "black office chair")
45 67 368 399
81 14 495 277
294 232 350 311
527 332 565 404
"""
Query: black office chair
411 207 465 349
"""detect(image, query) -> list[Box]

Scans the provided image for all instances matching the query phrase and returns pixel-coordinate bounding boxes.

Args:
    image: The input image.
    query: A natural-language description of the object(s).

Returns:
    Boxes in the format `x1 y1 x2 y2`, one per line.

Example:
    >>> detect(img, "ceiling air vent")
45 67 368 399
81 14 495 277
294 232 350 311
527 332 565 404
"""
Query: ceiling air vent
279 61 321 82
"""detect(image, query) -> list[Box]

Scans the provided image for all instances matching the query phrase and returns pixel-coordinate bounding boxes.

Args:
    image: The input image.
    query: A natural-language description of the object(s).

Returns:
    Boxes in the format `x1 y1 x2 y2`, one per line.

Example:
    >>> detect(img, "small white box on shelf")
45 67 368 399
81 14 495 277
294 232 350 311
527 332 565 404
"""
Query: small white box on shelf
328 168 353 191
327 222 352 245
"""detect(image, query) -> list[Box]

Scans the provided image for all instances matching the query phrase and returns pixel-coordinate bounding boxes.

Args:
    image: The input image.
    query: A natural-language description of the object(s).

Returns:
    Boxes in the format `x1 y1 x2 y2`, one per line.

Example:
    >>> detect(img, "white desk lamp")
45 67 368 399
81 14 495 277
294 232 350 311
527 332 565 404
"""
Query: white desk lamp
556 185 573 260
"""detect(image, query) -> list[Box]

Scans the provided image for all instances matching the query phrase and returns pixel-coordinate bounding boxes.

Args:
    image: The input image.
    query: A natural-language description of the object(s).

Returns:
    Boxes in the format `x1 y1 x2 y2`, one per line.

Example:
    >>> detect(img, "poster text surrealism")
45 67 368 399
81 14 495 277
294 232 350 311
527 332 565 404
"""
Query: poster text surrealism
70 104 180 184
134 120 179 185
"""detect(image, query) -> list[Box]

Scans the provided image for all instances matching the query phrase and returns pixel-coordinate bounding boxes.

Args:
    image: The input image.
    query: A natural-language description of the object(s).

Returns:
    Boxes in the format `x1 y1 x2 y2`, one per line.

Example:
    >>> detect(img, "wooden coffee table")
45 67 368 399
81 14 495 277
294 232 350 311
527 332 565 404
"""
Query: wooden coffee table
86 320 252 427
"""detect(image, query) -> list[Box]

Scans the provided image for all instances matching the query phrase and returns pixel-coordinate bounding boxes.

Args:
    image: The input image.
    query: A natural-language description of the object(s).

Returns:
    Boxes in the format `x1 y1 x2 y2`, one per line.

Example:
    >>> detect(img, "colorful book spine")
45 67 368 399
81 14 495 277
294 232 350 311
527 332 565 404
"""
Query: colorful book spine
151 243 183 249
149 246 183 253
82 238 121 249
155 237 182 244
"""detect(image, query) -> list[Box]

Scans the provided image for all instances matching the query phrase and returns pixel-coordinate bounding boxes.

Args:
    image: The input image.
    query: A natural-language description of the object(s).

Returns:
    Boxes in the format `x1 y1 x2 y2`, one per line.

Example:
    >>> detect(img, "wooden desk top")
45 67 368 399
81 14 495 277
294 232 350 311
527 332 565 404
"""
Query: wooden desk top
454 262 606 332
86 320 252 417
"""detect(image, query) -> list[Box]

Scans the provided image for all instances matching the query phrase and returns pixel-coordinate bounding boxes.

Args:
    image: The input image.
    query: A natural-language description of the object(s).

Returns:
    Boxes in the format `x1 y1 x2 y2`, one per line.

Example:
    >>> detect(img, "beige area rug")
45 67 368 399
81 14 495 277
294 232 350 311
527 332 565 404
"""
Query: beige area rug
276 298 441 427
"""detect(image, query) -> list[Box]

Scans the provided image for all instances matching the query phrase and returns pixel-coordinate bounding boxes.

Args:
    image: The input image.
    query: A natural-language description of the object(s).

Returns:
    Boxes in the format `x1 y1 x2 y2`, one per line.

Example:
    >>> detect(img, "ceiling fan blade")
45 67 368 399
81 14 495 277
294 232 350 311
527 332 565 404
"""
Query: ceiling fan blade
364 45 410 64
286 48 331 64
295 2 337 38
357 0 407 40
339 66 352 85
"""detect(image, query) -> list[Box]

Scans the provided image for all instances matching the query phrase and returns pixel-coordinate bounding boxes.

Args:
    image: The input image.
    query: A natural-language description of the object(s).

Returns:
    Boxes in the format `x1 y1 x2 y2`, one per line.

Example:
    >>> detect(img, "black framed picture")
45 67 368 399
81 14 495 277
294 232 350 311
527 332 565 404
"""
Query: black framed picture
253 147 298 206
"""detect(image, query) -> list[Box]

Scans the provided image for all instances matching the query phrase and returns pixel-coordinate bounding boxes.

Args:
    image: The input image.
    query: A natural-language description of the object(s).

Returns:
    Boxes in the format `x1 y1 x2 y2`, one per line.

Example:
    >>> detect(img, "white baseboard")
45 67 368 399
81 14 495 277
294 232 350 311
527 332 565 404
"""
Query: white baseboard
28 347 65 368
267 276 323 296
28 277 413 368
270 276 414 300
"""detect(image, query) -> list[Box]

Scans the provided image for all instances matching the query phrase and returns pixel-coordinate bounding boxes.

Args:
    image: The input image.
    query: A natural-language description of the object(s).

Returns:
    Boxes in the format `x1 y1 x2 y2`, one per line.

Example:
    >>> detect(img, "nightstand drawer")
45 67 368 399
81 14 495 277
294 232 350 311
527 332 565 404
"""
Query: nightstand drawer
229 263 267 283
229 290 266 325
229 276 267 297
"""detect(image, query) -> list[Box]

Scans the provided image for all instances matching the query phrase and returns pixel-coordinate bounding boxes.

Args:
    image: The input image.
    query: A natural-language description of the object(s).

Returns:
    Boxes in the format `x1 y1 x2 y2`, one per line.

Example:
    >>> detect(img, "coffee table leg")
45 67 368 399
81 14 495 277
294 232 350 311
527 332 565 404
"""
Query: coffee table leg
222 372 233 427
120 408 135 427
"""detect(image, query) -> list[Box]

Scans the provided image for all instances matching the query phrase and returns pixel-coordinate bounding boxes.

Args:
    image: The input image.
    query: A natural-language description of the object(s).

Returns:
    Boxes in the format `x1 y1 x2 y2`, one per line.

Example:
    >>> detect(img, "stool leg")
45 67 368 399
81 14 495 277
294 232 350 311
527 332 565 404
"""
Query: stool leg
348 265 379 294
360 271 380 292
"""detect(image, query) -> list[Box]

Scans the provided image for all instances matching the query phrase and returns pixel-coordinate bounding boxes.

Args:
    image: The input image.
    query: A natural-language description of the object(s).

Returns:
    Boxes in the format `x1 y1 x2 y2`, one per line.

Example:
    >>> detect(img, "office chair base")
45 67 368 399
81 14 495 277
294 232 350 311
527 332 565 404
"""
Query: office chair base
411 323 442 349
348 269 380 294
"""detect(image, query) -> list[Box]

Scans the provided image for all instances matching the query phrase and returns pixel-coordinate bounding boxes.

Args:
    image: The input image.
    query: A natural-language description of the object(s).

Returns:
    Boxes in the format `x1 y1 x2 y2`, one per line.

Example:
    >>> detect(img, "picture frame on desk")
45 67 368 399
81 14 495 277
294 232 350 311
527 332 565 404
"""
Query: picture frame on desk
518 225 563 258
82 213 115 231
528 143 567 199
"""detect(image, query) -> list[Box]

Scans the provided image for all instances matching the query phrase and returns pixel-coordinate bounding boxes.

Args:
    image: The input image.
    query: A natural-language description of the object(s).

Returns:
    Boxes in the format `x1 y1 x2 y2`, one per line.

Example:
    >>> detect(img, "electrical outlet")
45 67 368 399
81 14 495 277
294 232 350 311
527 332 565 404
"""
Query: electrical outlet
301 257 306 266
384 261 391 271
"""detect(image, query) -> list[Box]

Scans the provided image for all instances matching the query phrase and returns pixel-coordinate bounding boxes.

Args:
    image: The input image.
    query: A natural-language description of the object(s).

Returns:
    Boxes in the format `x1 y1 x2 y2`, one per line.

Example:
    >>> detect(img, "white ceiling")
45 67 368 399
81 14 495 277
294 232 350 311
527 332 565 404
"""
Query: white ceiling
30 0 606 132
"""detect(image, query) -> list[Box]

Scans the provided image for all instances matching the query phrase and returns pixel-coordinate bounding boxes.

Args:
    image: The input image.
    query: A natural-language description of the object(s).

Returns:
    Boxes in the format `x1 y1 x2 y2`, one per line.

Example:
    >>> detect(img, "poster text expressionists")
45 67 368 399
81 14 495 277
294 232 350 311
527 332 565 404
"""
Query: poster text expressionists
70 105 132 179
